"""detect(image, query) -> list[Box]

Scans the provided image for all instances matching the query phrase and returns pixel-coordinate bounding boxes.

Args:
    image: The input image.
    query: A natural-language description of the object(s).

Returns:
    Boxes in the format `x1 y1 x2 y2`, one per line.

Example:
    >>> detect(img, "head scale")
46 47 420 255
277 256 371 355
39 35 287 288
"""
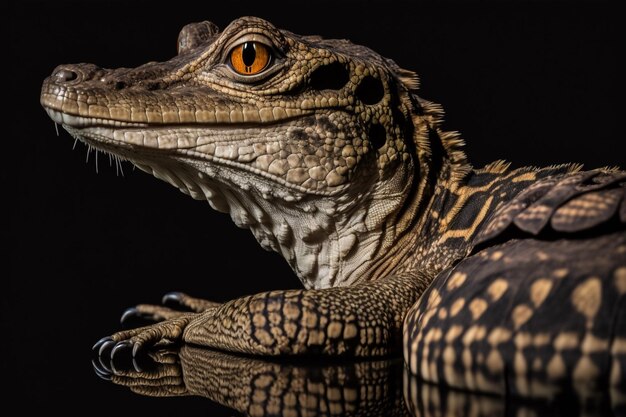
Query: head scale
41 17 468 288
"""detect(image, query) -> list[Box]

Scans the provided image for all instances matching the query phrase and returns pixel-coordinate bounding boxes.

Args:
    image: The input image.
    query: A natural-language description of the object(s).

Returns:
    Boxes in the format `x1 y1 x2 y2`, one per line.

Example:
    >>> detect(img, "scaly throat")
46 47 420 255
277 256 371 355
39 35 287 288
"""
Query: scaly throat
40 17 474 291
169 149 422 290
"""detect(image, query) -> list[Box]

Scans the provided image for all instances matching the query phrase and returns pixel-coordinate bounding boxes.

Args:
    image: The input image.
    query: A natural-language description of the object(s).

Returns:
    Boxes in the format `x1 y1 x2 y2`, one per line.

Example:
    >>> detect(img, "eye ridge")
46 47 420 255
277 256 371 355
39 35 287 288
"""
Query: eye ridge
229 41 272 76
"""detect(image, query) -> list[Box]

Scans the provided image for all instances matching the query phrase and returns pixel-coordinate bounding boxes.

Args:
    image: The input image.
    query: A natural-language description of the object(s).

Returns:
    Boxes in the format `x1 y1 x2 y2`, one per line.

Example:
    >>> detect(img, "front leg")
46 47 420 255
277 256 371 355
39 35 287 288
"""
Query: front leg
97 274 422 359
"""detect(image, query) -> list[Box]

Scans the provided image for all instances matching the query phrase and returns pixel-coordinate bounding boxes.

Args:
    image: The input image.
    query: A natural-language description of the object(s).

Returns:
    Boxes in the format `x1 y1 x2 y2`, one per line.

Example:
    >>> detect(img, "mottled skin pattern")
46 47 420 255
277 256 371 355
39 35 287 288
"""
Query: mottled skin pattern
95 346 612 416
40 17 626 402
405 171 626 404
102 346 408 416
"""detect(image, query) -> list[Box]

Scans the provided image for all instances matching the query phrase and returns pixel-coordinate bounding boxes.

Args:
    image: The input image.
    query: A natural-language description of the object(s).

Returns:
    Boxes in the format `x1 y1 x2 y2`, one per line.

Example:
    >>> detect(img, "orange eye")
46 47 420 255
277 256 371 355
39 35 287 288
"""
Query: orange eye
229 41 271 76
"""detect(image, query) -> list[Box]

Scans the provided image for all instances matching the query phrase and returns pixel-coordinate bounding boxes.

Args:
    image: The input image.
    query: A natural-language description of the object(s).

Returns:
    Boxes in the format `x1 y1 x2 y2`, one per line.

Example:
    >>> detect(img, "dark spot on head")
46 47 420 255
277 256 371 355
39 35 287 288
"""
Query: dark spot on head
139 79 166 91
356 75 384 105
114 81 126 90
368 123 387 150
309 62 350 91
288 128 308 141
317 115 339 134
301 117 315 127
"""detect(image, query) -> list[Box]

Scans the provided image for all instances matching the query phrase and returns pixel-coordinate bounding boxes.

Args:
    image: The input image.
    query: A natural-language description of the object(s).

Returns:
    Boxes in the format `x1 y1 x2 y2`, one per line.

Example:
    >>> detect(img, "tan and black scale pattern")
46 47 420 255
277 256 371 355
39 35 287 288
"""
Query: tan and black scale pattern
403 369 616 417
109 274 422 358
434 164 578 244
405 233 626 396
392 164 581 279
474 169 626 245
181 274 422 357
100 343 617 417
41 16 626 403
41 18 417 195
404 170 626 402
106 345 410 417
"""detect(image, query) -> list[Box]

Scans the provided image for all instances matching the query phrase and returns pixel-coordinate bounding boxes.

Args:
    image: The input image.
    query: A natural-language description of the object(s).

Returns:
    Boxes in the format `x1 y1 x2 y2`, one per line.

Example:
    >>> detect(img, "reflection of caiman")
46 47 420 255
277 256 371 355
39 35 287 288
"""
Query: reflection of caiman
101 347 406 416
94 346 614 417
41 17 625 399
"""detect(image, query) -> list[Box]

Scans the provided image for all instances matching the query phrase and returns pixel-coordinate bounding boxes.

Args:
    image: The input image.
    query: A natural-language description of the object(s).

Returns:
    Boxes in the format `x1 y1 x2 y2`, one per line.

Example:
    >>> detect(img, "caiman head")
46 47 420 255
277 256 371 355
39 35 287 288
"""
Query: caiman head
41 17 468 289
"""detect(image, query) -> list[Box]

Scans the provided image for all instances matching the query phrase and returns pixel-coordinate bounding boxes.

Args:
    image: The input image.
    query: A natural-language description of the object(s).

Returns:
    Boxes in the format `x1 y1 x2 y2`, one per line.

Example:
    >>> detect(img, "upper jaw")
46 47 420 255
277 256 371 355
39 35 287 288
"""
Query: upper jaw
44 101 355 199
43 107 148 128
40 61 310 127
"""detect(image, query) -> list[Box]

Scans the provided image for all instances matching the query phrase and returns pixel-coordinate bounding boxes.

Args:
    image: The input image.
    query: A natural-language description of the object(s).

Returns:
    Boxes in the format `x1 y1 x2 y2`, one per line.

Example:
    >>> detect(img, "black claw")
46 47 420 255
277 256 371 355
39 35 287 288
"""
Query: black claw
94 371 111 381
132 357 144 373
109 359 120 375
92 359 112 380
120 307 139 325
111 341 133 361
162 292 184 306
91 358 111 379
94 368 111 380
92 336 113 354
162 292 194 312
110 341 135 373
98 339 116 358
98 355 113 373
97 340 116 373
132 349 161 373
120 307 156 328
132 342 142 358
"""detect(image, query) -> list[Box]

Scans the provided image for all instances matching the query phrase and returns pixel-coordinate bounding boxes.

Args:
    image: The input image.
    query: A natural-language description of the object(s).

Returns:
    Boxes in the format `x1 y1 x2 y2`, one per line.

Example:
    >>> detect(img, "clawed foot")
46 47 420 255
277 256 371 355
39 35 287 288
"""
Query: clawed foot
120 292 219 328
93 292 219 374
93 313 195 376
92 347 188 397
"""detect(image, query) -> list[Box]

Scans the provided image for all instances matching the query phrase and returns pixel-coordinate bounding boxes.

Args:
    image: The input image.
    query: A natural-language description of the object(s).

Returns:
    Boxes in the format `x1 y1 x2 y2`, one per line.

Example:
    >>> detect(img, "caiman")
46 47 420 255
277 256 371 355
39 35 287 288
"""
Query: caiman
40 17 626 398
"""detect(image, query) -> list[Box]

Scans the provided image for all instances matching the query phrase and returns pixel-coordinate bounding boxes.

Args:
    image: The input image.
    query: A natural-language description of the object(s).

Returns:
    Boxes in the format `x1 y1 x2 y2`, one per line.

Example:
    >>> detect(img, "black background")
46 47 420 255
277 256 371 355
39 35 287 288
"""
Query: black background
4 0 624 414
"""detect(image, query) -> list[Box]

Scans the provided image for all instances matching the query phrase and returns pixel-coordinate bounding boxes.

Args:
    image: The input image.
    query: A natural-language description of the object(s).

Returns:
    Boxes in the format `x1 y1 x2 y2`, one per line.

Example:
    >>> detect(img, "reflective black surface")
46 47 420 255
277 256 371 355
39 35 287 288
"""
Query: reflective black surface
5 0 623 414
92 345 620 417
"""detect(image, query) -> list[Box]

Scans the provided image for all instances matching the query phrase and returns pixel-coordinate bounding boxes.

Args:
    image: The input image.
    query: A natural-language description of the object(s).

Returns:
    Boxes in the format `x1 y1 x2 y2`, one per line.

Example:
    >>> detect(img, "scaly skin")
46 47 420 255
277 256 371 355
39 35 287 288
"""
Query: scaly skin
101 346 409 417
41 17 626 400
92 345 613 416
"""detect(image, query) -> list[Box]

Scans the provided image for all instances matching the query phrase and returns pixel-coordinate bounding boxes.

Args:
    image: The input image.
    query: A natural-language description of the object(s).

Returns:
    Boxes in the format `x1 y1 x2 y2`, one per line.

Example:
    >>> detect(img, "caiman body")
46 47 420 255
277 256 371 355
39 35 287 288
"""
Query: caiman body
41 17 626 399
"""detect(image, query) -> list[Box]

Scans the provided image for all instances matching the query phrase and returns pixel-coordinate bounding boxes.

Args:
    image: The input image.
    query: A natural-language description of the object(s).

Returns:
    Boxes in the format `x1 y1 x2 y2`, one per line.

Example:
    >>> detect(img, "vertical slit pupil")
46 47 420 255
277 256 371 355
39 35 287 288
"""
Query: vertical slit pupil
242 42 257 72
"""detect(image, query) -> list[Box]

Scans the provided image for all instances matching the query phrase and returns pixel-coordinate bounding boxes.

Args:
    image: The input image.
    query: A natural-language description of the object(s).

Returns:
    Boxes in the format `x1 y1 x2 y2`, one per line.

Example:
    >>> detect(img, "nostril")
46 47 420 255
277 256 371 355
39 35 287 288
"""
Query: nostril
54 68 78 82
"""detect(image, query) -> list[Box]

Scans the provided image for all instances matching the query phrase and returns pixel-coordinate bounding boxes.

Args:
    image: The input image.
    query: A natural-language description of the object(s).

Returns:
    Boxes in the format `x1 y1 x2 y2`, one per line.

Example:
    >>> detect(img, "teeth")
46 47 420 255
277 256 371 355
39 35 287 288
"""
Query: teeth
43 108 146 128
46 108 64 124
